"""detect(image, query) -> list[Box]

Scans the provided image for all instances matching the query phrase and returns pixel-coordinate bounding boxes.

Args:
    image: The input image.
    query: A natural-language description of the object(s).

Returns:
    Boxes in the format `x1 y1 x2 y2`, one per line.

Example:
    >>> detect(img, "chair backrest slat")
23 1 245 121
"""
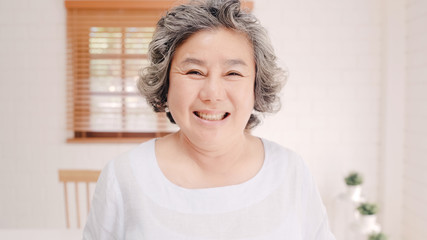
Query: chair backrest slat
58 169 101 229
59 170 100 182
86 182 90 214
63 182 70 228
75 181 80 228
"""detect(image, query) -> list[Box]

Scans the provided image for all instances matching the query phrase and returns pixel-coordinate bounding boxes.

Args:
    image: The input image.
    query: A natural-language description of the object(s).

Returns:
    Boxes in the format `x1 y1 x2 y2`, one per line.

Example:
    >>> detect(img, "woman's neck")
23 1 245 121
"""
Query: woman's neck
176 130 250 176
156 131 264 189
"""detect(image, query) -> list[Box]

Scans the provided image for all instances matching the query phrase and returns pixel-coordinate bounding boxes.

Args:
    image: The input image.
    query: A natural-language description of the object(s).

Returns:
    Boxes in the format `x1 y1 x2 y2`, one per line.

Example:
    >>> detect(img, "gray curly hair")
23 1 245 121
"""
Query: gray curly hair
138 0 286 129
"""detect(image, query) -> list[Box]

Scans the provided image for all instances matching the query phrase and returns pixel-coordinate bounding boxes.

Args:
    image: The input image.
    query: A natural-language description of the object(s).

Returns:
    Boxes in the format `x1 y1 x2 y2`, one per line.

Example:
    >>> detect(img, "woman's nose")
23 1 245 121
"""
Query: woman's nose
199 76 226 102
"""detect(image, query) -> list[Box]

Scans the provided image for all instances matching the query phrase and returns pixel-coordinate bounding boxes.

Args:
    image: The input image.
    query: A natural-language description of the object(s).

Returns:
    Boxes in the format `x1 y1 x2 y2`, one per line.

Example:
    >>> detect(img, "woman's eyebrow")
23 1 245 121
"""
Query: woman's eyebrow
224 59 248 67
180 58 248 67
180 58 206 66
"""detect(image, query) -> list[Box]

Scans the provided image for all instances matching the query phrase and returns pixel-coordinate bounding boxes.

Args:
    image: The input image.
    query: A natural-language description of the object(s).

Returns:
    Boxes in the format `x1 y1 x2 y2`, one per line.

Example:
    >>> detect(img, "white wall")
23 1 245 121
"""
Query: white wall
402 0 427 239
253 0 382 217
0 0 392 233
378 0 406 238
0 0 139 228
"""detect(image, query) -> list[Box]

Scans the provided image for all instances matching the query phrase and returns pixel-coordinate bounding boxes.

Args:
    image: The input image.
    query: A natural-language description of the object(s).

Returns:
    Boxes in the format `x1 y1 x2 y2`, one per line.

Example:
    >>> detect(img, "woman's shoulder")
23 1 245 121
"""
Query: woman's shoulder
260 138 319 199
261 138 305 168
100 139 157 182
111 138 156 165
260 138 315 187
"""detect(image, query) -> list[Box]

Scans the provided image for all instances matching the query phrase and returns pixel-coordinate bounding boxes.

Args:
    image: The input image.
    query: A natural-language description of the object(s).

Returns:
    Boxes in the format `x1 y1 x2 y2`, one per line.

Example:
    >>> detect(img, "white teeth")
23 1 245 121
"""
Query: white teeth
197 112 226 121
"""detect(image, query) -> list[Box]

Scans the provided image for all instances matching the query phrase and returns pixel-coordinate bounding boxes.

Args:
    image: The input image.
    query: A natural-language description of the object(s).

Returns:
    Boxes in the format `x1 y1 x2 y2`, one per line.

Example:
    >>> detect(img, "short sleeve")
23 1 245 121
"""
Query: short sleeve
299 160 336 240
83 160 125 240
313 216 336 240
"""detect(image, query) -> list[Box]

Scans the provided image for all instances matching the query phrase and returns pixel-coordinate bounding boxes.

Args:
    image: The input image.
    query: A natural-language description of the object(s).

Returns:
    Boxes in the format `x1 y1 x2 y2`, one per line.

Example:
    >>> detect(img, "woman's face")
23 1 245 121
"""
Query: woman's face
168 28 256 146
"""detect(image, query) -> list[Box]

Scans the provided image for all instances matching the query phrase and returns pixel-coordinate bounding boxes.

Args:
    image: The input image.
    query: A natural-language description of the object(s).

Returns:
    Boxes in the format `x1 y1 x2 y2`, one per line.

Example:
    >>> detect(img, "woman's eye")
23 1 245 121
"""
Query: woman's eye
187 70 202 75
227 72 243 77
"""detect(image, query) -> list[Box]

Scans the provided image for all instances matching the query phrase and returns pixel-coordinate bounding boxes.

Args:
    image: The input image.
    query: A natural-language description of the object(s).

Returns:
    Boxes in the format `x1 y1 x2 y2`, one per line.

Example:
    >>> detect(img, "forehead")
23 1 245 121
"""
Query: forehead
172 28 255 66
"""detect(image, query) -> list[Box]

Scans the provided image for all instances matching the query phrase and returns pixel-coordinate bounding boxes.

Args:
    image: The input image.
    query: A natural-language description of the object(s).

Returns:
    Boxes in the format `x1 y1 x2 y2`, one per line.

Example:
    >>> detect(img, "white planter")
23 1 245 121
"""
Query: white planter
359 215 380 234
346 185 363 202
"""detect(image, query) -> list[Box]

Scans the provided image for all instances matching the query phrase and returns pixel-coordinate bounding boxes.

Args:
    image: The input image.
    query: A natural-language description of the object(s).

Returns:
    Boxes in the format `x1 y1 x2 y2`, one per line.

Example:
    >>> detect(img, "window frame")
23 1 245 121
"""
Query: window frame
65 0 253 143
65 1 178 143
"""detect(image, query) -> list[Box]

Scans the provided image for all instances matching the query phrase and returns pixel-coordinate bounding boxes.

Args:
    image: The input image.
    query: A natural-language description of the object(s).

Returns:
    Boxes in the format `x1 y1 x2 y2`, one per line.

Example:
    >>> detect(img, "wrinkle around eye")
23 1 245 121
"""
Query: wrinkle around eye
227 72 243 77
224 71 248 80
186 70 203 75
184 70 206 80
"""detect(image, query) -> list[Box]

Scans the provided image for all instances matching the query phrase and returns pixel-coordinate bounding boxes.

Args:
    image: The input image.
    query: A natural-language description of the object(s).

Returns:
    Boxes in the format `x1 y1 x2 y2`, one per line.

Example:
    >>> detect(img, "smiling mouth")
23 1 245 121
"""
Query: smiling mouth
194 111 230 121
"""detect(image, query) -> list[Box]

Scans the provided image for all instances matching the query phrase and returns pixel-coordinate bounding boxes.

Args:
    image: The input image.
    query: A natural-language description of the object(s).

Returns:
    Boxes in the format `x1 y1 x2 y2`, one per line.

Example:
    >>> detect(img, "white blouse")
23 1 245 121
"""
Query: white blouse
83 138 336 240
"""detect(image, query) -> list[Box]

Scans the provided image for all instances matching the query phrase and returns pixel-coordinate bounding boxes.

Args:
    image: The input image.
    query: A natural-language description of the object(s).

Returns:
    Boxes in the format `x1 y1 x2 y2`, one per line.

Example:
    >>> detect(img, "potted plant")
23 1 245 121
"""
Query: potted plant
344 172 363 202
357 202 379 232
368 232 387 240
357 202 378 215
345 172 363 186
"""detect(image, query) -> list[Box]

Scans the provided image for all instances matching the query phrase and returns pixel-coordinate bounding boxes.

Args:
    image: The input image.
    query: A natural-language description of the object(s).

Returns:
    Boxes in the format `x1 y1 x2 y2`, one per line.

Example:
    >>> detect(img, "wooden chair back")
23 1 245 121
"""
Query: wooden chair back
58 169 101 228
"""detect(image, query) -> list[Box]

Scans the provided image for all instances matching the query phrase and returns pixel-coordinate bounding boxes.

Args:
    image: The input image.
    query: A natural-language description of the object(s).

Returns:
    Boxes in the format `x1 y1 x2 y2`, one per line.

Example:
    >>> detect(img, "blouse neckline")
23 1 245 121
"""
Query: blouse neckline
129 138 281 214
151 137 269 193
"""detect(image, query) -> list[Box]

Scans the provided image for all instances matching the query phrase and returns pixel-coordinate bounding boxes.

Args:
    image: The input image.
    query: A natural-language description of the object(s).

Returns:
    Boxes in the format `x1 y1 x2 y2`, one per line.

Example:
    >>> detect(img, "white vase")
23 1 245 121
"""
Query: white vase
346 185 363 203
359 215 380 234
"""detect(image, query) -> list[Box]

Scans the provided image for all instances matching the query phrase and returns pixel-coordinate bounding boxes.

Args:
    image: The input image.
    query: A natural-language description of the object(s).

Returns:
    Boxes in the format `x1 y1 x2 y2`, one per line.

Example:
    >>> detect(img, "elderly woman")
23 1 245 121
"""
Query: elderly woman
83 0 335 239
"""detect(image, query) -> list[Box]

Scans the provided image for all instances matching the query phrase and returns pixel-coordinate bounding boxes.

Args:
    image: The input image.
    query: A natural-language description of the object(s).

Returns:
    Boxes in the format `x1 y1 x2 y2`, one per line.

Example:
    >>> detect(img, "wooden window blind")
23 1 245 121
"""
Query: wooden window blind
65 0 253 143
65 1 179 143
